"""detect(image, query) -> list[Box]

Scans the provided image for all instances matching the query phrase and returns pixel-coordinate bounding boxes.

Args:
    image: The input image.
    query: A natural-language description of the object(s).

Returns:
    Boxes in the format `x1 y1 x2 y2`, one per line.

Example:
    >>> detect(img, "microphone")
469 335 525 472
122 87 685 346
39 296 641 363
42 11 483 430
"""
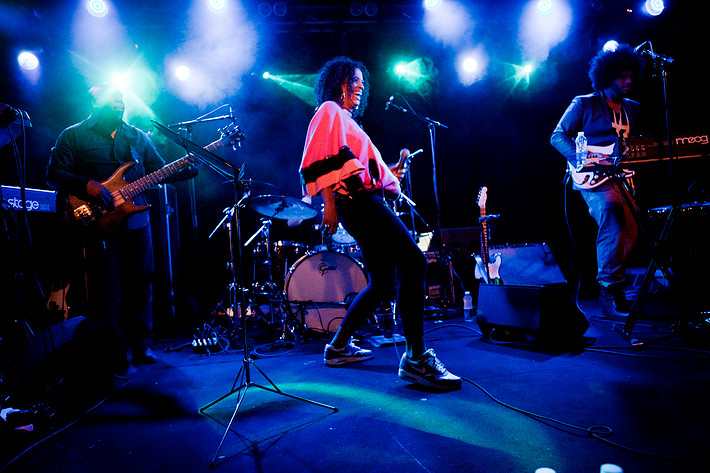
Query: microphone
385 95 394 111
229 106 236 121
633 41 650 54
633 40 674 64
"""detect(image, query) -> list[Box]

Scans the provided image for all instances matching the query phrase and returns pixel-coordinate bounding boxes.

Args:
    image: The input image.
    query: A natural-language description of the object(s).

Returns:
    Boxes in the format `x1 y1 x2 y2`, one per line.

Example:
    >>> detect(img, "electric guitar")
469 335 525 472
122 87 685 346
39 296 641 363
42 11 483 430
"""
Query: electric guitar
567 143 634 190
68 124 244 236
474 186 502 284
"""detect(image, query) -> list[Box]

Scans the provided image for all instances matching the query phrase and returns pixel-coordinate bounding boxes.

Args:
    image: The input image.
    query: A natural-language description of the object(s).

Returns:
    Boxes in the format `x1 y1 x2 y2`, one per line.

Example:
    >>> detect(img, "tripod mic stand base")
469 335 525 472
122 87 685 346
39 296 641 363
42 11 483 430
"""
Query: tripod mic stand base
200 356 337 468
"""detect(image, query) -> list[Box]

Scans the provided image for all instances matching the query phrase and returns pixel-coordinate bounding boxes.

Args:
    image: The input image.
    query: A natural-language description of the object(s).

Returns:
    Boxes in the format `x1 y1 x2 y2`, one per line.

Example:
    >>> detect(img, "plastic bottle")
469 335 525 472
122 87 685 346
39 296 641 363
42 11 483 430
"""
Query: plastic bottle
463 291 474 322
575 131 588 171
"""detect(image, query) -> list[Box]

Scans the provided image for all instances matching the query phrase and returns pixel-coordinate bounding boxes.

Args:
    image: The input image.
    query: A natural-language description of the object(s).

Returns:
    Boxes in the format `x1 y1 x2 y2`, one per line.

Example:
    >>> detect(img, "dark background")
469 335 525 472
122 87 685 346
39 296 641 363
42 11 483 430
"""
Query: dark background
2 0 709 327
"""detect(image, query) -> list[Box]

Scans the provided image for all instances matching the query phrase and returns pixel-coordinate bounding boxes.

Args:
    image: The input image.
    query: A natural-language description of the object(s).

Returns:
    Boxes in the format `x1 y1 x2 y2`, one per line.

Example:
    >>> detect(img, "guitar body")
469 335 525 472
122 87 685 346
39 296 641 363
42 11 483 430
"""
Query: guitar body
68 162 151 236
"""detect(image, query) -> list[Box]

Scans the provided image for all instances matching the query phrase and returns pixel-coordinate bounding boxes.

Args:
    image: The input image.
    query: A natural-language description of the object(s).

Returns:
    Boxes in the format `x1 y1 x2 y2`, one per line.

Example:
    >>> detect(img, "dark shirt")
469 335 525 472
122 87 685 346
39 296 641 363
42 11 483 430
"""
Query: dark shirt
550 91 642 166
47 113 166 230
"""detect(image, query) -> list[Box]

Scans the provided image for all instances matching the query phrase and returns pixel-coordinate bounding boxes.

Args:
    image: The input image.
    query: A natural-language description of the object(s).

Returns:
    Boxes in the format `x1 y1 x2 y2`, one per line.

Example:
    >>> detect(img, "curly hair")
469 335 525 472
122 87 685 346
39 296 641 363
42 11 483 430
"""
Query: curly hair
588 43 645 91
314 56 370 117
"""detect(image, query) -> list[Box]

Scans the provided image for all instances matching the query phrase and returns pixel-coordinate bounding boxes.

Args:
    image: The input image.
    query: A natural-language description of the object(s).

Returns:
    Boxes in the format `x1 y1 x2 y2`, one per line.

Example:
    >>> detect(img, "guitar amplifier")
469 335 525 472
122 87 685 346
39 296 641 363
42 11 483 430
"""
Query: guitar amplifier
489 242 567 286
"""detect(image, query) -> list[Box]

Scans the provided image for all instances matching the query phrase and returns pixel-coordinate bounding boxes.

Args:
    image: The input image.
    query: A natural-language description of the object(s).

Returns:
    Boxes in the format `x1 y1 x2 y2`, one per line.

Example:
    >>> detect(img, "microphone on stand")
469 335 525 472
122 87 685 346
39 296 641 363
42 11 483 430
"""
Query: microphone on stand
229 106 236 121
633 41 650 54
385 95 394 111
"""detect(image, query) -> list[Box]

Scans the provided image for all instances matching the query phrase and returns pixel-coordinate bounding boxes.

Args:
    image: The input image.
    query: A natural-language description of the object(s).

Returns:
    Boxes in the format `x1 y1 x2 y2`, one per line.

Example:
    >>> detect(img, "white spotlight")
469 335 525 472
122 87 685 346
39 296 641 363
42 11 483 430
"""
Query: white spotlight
643 0 664 16
86 0 108 18
602 40 619 52
208 0 226 13
17 51 40 71
423 0 441 12
175 65 191 81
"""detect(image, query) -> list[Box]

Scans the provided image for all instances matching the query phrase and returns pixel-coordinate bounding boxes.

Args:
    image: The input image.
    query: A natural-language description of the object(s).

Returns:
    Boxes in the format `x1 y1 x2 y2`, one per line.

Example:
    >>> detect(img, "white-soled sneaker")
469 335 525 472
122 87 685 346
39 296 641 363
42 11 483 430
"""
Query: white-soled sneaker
324 339 373 366
398 349 461 390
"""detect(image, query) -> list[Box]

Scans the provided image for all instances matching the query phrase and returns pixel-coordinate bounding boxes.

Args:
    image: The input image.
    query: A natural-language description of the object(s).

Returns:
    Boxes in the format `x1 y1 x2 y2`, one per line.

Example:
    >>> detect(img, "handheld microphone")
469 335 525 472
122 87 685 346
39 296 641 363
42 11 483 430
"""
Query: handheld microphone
385 95 394 111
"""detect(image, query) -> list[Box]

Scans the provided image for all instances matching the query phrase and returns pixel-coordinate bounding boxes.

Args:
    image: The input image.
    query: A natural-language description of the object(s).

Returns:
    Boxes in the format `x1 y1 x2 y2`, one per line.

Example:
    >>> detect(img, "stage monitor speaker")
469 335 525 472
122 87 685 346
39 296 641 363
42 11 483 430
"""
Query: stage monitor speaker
476 284 589 345
490 242 567 286
14 316 118 396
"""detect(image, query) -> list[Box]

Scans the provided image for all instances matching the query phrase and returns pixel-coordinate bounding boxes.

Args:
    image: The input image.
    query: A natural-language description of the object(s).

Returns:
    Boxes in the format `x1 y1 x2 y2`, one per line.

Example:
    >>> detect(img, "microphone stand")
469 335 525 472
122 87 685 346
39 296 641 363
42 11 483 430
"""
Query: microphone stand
614 46 679 347
178 147 338 471
388 101 454 304
387 101 448 239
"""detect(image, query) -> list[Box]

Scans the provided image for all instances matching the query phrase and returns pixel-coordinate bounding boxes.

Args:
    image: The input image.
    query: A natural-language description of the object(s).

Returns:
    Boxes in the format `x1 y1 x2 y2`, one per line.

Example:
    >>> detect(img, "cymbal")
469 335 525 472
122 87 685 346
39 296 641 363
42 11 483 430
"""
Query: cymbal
248 194 318 220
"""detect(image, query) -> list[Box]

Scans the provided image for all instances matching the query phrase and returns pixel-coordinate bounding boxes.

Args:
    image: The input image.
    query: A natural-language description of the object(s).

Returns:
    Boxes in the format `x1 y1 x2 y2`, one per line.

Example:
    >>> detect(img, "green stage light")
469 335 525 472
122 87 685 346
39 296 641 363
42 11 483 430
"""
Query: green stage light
263 73 317 106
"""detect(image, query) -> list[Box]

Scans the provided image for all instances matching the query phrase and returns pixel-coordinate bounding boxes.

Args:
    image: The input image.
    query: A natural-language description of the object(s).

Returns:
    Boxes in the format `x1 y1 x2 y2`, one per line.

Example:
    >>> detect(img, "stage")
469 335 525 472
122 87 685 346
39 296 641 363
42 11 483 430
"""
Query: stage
2 287 709 473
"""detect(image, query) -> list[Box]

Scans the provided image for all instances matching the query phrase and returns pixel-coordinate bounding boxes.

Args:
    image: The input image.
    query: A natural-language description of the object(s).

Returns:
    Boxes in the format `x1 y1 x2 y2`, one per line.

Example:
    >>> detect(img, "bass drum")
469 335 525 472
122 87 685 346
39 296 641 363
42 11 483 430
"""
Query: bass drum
285 250 368 333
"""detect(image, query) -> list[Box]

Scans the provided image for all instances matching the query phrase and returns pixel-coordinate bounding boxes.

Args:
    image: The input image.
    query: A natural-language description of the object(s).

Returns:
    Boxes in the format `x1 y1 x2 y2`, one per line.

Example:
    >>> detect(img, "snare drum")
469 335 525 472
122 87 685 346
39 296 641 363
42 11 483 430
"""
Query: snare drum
285 250 368 333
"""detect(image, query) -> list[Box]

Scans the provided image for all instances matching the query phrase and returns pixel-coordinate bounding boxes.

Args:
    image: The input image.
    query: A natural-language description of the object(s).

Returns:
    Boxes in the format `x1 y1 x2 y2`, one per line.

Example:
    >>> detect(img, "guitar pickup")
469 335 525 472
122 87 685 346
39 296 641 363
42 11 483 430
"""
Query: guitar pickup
73 204 95 223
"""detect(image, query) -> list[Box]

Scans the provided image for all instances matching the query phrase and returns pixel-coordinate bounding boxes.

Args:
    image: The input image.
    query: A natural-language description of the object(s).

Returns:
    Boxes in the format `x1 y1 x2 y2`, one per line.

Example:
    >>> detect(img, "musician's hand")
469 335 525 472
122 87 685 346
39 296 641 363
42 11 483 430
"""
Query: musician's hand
86 180 115 211
389 148 411 180
322 207 338 235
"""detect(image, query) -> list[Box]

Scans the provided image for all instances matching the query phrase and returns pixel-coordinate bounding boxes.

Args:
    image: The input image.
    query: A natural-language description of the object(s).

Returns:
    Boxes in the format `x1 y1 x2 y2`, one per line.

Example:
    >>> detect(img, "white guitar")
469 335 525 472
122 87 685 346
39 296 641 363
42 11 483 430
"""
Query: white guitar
473 187 502 284
567 143 634 190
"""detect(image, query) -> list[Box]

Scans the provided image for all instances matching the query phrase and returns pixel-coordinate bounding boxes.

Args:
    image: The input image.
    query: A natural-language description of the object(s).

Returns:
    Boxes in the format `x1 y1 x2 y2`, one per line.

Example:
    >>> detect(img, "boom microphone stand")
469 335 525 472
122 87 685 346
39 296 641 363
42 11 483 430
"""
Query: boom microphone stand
614 43 679 347
387 96 455 304
152 121 337 468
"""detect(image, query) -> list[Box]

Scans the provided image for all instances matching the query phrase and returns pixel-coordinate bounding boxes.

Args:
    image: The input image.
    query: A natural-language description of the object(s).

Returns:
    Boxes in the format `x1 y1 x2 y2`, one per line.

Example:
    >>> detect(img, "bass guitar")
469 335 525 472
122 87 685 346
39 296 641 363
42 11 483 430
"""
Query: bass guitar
473 186 502 284
69 124 244 236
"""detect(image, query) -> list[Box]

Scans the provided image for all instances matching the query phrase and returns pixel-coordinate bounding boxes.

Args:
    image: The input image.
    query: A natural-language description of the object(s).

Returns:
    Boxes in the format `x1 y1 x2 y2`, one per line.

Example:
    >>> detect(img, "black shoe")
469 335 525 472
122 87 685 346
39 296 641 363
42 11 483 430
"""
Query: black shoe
600 286 631 317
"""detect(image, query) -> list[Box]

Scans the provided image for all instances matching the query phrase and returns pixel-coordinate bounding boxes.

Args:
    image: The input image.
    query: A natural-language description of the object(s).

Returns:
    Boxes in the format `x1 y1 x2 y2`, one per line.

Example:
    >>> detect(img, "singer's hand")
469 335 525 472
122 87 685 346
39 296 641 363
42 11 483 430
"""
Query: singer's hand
389 148 411 180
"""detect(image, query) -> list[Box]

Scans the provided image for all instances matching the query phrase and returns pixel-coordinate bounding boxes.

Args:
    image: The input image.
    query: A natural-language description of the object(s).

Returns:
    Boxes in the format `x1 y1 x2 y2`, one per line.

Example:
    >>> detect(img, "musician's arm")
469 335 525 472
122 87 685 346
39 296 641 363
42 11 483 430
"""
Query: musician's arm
550 96 583 167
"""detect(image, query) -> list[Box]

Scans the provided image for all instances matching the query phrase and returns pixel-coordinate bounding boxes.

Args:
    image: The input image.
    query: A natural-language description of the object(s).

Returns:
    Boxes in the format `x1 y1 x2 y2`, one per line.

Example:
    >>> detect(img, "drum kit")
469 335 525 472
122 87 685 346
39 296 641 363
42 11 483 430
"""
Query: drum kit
236 194 368 339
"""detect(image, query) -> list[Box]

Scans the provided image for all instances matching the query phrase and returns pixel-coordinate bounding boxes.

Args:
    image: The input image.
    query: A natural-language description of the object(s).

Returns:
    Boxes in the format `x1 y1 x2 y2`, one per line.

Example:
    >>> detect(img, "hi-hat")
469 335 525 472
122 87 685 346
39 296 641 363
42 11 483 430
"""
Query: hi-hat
248 194 318 220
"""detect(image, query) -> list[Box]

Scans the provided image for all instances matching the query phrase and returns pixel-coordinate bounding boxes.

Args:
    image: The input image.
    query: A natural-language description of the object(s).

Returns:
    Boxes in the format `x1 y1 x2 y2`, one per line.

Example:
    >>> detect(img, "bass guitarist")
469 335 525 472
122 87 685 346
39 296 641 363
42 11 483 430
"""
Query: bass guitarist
46 84 199 367
550 44 645 317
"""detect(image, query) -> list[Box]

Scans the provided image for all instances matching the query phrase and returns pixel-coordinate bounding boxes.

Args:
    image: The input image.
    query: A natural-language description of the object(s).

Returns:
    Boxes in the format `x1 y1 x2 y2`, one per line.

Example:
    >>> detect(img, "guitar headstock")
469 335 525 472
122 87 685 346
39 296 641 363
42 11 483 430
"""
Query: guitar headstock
219 124 245 149
476 186 488 209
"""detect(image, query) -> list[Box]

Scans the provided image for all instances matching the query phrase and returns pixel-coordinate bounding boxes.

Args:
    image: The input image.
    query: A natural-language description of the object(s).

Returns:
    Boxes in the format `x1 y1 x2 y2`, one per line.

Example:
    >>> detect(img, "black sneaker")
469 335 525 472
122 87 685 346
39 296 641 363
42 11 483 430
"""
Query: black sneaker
398 349 461 390
324 339 373 366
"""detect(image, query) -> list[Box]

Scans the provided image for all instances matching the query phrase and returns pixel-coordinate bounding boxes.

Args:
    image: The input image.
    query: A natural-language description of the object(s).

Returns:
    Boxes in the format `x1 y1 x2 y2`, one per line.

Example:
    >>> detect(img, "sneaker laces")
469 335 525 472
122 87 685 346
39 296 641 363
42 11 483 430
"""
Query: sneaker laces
419 350 447 374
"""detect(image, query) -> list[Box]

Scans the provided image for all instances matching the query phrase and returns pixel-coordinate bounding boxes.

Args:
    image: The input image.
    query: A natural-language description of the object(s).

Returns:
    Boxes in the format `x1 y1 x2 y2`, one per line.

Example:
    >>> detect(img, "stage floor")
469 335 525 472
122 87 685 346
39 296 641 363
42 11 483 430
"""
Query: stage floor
2 288 709 473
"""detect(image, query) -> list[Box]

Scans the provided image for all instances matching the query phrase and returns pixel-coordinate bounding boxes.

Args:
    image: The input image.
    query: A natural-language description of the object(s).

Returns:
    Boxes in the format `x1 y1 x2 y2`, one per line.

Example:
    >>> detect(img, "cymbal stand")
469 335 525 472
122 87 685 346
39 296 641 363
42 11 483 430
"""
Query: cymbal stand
197 161 337 471
243 218 292 332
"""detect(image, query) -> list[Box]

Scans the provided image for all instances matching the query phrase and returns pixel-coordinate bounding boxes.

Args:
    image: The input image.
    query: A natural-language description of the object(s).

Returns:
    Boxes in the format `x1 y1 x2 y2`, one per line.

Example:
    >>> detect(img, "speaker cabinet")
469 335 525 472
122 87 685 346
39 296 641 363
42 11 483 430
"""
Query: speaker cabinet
13 316 118 397
476 284 589 345
489 242 566 286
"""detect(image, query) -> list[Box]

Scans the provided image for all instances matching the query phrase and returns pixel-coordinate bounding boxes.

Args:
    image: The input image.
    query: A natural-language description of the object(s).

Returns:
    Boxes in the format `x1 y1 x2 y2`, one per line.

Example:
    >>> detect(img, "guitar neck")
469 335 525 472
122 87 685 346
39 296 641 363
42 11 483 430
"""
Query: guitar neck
120 157 191 200
480 209 490 267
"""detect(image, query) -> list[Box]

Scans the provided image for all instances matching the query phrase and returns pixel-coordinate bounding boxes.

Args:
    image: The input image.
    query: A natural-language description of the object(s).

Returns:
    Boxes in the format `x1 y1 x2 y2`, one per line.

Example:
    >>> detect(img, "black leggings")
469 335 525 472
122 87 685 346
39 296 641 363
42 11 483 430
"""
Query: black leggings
336 192 427 356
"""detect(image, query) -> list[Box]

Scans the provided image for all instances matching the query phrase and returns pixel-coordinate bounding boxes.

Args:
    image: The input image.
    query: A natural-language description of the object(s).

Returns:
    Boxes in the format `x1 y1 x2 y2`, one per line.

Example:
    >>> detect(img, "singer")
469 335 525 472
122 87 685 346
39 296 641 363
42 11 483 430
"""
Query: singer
299 56 460 390
550 44 645 317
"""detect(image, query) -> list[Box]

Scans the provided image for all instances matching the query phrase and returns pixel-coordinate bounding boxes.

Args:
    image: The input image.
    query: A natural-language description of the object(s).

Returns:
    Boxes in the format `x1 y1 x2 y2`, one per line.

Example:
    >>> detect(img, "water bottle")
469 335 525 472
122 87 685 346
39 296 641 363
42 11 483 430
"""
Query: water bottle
575 131 588 171
463 291 474 322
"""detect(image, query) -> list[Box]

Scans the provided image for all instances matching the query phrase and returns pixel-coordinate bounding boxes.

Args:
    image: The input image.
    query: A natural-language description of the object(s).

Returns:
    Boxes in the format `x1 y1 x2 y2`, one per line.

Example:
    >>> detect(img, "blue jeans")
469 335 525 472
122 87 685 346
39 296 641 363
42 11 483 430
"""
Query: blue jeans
336 192 427 356
580 181 637 287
